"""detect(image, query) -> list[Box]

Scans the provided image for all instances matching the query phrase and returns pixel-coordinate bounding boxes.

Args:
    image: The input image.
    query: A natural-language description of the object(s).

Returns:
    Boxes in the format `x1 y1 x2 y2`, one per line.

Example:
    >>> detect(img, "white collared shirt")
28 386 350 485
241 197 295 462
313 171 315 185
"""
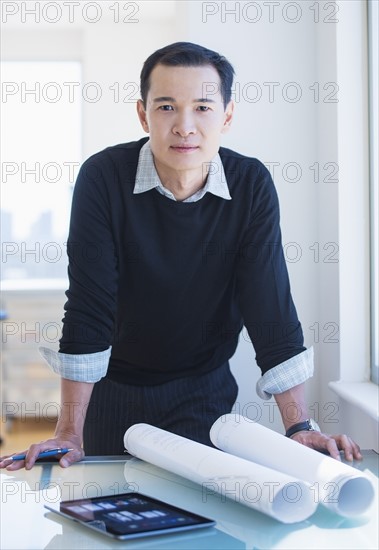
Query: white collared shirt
133 140 231 202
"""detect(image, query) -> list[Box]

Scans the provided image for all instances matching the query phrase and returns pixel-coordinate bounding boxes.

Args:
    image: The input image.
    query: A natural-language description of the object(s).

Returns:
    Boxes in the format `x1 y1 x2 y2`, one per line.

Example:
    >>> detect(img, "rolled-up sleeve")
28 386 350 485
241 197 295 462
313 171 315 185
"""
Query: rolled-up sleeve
256 347 314 399
39 346 111 383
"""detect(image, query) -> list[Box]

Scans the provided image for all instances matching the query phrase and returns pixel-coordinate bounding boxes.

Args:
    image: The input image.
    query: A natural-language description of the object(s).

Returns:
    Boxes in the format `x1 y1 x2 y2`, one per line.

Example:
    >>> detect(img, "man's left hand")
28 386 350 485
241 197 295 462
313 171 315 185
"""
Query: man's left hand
290 430 362 461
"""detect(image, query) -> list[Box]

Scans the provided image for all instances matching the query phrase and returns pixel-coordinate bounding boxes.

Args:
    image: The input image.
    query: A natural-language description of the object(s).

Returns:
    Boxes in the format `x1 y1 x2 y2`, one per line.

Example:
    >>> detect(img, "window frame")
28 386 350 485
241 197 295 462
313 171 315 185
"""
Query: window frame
368 0 379 384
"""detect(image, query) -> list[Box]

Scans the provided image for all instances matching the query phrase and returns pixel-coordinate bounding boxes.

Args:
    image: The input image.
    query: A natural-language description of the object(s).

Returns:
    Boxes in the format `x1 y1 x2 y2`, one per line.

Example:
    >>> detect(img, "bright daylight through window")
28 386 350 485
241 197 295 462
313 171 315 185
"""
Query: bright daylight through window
1 61 81 288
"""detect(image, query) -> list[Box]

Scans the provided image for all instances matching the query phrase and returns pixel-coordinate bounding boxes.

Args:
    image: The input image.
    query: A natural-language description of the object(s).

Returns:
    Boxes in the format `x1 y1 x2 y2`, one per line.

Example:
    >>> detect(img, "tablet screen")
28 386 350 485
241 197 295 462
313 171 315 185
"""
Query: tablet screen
46 492 215 540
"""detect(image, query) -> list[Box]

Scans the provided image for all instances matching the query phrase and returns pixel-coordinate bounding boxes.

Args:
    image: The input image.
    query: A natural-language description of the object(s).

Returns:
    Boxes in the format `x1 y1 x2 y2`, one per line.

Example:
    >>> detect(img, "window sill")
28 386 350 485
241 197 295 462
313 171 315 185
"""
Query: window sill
1 278 68 292
329 381 379 423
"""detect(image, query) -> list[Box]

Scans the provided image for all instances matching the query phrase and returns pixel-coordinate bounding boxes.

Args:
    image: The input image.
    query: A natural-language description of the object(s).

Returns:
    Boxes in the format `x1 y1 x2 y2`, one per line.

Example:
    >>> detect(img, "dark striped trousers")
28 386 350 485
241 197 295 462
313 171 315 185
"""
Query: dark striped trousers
83 362 238 455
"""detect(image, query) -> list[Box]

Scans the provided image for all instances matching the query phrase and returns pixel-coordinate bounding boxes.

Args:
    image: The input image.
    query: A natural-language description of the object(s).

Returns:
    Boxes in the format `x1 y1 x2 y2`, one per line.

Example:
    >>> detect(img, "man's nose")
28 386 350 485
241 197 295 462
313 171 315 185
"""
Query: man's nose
172 113 197 137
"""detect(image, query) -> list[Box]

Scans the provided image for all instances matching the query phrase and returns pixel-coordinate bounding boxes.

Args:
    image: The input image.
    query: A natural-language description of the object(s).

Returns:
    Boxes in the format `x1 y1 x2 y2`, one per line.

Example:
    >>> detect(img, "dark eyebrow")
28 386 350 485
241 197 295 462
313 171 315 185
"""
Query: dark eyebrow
152 97 217 104
153 96 176 103
194 98 217 103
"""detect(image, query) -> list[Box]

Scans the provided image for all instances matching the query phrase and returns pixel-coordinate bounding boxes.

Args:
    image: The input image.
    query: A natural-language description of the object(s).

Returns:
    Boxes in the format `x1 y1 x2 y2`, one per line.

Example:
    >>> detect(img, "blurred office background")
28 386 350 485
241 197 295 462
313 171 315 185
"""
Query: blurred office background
1 1 378 453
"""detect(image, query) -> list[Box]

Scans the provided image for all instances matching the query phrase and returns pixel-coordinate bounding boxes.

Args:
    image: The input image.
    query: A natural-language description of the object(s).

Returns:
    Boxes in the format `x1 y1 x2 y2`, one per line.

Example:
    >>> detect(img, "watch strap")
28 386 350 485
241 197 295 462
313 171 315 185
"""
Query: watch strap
285 419 318 438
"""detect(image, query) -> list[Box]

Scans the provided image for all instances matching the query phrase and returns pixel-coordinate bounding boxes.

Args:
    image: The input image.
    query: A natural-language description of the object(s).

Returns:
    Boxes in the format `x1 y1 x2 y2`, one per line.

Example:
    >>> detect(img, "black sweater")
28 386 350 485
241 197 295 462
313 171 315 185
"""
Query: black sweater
60 137 306 384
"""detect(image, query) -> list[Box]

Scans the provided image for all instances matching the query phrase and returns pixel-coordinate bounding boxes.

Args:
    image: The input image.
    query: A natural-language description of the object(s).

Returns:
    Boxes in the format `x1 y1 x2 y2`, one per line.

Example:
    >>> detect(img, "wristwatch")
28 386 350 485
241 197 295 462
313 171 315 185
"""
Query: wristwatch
285 419 320 438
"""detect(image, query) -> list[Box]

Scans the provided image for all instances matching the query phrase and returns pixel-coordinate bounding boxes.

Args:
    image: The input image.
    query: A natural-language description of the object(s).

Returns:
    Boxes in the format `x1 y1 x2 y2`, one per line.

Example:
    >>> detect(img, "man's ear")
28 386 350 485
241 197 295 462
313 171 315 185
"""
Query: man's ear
136 99 149 133
221 100 234 134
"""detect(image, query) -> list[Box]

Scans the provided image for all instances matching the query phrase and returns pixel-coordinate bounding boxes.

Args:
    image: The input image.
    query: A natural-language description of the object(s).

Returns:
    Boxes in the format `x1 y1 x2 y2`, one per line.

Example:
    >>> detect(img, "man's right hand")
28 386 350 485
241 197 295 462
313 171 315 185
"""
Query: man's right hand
0 379 94 471
0 434 84 470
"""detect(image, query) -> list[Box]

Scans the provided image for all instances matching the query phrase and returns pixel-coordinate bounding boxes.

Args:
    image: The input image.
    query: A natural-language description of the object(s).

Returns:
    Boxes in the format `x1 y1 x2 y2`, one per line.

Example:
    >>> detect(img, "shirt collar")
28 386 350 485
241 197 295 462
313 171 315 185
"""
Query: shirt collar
133 140 231 202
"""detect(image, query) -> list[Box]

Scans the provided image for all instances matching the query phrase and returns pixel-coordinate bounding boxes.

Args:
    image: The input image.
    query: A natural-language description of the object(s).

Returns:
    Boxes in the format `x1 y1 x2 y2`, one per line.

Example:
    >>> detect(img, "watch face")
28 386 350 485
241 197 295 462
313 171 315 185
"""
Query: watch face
309 419 320 432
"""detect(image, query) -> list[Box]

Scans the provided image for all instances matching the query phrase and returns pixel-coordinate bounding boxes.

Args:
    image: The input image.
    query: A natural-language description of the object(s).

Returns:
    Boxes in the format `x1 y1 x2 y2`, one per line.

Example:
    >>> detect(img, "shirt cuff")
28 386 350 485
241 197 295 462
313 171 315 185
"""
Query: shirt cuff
256 347 314 400
39 346 111 383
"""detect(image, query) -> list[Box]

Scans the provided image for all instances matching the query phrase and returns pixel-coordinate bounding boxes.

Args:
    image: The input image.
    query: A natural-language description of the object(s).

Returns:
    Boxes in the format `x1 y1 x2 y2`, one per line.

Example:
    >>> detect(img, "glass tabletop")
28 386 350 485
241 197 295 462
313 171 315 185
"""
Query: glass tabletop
1 450 378 549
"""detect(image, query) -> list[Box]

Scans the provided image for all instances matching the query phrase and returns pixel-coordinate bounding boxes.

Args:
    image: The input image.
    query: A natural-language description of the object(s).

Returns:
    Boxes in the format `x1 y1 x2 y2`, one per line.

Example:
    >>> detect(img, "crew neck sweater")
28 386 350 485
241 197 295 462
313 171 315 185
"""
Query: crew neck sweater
59 137 306 385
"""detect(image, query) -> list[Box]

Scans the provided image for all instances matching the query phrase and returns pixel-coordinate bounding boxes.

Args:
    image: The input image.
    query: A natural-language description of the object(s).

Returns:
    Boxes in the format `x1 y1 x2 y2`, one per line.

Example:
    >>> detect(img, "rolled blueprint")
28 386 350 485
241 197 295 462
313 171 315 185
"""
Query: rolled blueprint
124 423 317 523
210 414 375 517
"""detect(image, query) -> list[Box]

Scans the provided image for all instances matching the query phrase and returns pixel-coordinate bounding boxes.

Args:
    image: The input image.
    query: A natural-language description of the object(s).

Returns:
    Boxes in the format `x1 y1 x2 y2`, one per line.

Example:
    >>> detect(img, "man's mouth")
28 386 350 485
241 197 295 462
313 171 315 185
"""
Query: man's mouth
170 145 199 152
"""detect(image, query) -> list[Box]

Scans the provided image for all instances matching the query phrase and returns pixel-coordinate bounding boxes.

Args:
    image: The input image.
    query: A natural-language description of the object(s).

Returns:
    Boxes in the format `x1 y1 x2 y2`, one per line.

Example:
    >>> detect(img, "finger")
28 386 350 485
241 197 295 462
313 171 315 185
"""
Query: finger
0 450 29 471
24 439 68 469
0 457 18 469
343 437 362 461
351 441 363 460
332 435 362 462
339 434 354 461
59 448 84 468
1 439 82 470
5 459 28 471
324 437 341 461
0 454 12 462
24 442 55 470
0 455 14 468
295 431 341 460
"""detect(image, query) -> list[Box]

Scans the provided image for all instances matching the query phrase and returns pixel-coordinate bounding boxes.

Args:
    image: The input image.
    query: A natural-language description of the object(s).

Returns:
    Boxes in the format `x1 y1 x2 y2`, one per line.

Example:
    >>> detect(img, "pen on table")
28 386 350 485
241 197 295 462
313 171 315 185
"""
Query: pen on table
7 448 74 462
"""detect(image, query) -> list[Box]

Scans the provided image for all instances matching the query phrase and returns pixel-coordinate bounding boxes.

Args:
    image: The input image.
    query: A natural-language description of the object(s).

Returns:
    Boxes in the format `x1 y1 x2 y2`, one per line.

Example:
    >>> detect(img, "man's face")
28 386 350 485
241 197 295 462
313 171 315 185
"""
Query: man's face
136 64 233 178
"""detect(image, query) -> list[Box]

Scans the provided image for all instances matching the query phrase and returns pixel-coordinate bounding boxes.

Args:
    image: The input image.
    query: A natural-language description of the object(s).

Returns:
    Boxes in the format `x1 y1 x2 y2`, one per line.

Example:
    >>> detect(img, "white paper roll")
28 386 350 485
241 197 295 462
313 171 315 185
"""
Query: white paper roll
124 423 317 524
210 414 375 517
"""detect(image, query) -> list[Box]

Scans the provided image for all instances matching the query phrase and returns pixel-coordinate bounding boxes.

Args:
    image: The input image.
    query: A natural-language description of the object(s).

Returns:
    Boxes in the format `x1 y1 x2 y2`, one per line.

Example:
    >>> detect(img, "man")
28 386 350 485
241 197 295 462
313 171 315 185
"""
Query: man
1 42 360 470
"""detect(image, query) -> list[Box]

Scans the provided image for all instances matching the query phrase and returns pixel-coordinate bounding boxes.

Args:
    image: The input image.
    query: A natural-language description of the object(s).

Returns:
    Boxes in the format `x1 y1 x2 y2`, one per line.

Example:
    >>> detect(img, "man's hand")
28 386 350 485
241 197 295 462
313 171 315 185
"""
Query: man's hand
1 378 95 471
290 430 362 462
0 434 84 471
274 382 362 462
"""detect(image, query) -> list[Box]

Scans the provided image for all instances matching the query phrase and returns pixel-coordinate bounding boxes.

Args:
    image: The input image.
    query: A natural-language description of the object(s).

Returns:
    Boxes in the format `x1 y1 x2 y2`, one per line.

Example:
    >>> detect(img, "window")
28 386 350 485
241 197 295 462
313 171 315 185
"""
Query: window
368 0 379 384
1 61 82 288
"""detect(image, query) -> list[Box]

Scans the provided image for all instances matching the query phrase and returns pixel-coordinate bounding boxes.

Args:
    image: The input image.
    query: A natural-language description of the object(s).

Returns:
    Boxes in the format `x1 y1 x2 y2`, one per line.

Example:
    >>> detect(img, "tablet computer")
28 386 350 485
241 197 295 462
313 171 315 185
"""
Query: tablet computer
45 492 216 541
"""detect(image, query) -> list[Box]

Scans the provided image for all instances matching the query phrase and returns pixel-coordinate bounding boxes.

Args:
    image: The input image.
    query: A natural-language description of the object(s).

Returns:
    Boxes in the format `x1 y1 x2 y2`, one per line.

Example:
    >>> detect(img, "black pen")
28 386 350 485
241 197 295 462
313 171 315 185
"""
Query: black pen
7 448 74 461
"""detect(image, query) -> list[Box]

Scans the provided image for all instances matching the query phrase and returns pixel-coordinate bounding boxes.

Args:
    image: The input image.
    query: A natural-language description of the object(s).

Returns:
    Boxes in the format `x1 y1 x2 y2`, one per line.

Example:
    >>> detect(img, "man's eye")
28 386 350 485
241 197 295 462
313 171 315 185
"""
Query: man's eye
197 105 210 112
159 105 173 111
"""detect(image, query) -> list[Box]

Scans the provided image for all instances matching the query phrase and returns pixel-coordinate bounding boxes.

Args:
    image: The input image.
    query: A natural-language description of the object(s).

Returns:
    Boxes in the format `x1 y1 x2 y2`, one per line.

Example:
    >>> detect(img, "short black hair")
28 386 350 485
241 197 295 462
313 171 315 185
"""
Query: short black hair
140 42 235 109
